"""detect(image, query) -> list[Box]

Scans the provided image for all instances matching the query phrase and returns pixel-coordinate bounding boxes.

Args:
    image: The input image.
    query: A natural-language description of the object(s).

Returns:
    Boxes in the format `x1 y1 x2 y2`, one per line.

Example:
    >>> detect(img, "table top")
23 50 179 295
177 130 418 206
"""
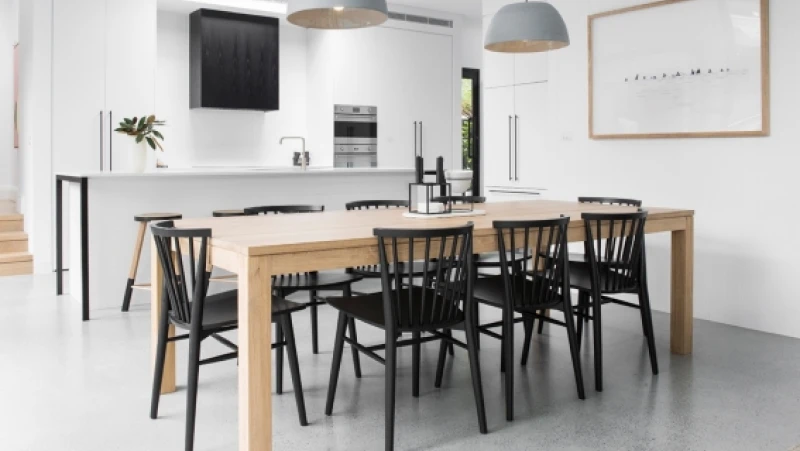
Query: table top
176 200 693 257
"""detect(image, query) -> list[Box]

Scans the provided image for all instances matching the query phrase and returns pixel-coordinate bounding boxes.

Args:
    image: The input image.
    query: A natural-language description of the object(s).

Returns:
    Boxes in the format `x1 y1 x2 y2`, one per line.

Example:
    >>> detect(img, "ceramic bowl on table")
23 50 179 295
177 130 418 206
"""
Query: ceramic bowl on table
445 170 473 195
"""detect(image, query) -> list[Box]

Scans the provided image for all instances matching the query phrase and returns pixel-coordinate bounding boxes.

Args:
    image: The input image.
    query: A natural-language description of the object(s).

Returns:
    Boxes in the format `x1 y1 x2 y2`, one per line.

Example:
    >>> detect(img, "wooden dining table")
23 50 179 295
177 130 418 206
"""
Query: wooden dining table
150 200 694 451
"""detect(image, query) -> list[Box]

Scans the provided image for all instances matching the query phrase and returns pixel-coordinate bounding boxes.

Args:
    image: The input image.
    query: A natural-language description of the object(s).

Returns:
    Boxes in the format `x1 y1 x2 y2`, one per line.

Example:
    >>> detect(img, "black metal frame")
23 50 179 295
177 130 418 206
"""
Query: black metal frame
55 175 90 321
462 68 481 196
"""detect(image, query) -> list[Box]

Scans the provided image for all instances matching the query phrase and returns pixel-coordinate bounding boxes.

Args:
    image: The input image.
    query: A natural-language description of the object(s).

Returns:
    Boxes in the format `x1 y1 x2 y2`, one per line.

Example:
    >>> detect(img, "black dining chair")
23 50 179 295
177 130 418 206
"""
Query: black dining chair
456 216 584 421
324 223 487 451
244 205 364 379
149 221 308 451
529 197 644 337
569 211 658 392
345 200 441 280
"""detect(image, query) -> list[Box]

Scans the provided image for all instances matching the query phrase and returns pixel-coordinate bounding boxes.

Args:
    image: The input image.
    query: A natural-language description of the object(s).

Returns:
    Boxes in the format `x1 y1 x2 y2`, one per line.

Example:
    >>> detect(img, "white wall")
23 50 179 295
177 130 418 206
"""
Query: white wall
17 0 52 272
155 11 309 168
491 0 800 339
0 0 19 200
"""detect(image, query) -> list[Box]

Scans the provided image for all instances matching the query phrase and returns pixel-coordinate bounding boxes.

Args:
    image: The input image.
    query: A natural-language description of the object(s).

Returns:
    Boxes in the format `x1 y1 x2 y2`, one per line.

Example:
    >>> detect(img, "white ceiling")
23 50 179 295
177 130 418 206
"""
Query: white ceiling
389 0 482 18
158 0 483 18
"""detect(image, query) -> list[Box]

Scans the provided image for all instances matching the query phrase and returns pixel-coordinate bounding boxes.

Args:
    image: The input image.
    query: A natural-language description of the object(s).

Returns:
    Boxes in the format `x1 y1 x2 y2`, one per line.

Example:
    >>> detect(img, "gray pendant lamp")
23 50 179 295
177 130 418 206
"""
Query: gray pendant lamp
485 1 569 53
287 0 389 30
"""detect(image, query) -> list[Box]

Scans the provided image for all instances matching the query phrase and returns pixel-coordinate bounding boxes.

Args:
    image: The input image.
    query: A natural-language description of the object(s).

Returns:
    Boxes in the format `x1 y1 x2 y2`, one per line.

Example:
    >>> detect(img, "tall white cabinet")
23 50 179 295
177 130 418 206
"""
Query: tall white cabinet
52 0 156 174
307 22 456 170
482 5 549 200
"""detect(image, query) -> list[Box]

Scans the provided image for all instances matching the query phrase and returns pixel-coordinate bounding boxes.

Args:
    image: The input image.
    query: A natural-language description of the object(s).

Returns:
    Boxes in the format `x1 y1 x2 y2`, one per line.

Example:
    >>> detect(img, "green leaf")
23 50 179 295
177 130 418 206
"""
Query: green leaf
138 116 146 129
152 130 164 140
146 137 156 150
136 134 144 143
124 118 133 125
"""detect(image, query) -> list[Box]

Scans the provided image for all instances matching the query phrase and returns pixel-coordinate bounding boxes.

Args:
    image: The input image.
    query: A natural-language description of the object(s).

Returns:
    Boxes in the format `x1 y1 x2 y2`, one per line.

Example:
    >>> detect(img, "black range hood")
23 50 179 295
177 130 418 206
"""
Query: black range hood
190 9 279 112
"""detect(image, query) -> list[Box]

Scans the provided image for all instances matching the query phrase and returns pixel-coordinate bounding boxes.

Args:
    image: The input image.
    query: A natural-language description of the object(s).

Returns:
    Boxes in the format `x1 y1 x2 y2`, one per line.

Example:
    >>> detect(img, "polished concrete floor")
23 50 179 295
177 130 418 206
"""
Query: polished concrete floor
1 273 799 451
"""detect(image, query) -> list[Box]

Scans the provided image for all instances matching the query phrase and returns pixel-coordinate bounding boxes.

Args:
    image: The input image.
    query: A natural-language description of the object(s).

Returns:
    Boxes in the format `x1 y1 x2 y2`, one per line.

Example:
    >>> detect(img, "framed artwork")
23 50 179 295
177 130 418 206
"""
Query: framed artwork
13 44 19 149
588 0 770 139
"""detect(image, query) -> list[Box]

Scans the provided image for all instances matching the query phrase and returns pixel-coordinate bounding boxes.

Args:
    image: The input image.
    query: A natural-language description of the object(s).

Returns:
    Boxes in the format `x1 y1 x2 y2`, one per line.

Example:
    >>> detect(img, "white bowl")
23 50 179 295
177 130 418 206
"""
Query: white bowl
446 169 473 180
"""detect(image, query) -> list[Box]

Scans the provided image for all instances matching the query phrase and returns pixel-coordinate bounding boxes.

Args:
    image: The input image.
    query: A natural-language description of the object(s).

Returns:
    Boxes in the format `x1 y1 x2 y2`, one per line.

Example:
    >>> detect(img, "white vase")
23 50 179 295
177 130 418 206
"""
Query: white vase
129 141 149 173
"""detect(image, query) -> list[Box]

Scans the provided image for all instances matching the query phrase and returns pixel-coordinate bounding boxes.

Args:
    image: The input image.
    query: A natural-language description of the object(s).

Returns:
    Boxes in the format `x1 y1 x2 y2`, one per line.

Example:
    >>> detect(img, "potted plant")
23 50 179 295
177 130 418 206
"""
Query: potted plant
115 115 165 173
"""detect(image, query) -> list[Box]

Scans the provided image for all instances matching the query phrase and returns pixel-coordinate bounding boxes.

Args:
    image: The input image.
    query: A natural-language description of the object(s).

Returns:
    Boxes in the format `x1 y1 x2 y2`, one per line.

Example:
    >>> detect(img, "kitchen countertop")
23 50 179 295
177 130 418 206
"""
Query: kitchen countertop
56 167 416 179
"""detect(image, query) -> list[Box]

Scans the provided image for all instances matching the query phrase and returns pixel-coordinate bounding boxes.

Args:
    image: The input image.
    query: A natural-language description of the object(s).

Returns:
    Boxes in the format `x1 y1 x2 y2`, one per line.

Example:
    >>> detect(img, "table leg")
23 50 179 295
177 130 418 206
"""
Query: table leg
238 255 273 451
670 216 694 355
151 239 176 393
80 178 89 321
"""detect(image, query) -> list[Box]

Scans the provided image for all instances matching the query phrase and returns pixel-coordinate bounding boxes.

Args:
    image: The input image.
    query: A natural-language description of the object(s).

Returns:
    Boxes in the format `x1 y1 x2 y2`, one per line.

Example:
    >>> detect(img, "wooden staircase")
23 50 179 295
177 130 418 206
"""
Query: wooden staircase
0 214 33 276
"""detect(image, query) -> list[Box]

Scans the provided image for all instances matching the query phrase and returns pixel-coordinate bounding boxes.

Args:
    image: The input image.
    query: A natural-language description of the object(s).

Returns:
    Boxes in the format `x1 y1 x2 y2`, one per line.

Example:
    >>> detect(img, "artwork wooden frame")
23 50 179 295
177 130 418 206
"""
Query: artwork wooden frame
588 0 770 139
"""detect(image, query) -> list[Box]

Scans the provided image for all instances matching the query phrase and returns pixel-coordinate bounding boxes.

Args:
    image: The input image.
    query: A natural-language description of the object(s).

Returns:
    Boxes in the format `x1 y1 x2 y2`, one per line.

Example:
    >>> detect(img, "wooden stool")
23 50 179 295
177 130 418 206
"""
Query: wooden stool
121 213 183 312
212 209 246 218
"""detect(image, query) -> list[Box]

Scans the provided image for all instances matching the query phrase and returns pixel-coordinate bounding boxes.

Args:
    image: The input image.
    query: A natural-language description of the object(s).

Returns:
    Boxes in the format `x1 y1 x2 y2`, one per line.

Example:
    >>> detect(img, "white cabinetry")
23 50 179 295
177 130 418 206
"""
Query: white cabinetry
308 24 455 170
482 11 548 88
53 0 156 174
482 9 549 201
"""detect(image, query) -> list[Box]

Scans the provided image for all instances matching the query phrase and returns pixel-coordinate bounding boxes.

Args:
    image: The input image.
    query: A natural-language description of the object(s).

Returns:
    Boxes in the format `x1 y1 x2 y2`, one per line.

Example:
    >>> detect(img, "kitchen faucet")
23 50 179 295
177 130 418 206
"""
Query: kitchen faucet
280 136 307 171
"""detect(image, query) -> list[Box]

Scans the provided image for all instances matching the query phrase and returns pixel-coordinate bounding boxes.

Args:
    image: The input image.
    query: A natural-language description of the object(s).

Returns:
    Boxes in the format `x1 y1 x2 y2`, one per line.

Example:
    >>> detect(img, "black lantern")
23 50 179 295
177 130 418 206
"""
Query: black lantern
408 182 453 215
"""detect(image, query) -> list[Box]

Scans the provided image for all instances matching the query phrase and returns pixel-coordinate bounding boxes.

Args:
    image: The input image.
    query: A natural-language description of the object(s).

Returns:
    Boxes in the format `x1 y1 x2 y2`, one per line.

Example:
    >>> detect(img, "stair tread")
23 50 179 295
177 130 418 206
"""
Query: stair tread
0 232 27 242
0 214 23 222
0 252 33 263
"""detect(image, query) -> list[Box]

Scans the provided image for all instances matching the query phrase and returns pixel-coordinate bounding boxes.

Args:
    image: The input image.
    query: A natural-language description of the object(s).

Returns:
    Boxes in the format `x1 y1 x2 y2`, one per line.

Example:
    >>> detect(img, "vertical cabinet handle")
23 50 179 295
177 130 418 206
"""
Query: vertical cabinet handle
99 111 104 171
508 115 513 181
515 115 519 181
109 111 113 172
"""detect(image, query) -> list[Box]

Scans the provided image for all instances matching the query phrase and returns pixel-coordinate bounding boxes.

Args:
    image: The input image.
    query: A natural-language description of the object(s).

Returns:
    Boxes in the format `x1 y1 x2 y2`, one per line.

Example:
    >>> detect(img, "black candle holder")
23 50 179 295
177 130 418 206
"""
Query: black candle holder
409 183 453 215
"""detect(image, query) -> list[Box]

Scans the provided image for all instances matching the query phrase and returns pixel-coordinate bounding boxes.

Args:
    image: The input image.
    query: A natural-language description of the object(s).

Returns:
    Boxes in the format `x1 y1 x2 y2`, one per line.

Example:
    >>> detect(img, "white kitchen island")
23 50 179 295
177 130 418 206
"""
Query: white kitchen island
55 167 415 320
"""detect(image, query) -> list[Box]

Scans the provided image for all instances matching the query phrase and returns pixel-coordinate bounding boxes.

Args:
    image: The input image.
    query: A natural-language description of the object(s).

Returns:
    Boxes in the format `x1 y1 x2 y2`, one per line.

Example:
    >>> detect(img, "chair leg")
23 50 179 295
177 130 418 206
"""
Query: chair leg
563 299 586 400
591 290 603 392
503 305 514 421
281 314 308 426
435 329 451 388
122 222 147 312
150 297 170 419
325 312 349 416
537 309 547 335
347 317 362 378
385 327 398 451
412 331 421 397
576 291 587 351
465 303 488 434
521 315 533 367
474 303 481 350
343 284 362 378
500 321 506 374
184 331 203 451
275 322 284 395
309 290 319 355
639 283 659 375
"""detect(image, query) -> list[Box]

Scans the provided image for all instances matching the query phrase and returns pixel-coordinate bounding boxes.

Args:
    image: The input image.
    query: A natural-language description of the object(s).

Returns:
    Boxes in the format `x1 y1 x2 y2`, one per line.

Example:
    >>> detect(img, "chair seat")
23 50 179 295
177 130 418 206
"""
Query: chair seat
327 286 464 332
568 262 638 295
134 212 183 222
474 250 531 268
473 275 566 312
182 290 305 331
272 271 363 292
351 262 438 278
